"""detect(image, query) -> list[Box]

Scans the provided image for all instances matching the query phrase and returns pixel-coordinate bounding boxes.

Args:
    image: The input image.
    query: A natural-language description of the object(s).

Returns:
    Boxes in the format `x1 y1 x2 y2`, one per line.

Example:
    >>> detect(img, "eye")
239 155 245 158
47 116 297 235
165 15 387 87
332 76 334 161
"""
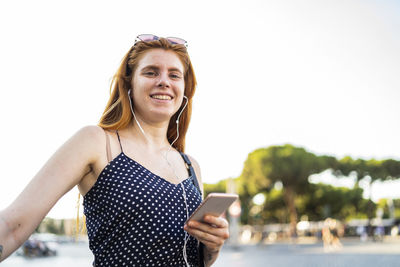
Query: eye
170 73 182 79
144 71 157 76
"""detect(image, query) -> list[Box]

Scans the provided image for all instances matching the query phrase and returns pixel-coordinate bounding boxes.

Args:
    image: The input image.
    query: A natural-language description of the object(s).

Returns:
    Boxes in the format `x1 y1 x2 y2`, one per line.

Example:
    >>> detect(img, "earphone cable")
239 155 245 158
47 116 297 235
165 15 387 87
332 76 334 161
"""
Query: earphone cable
128 93 191 266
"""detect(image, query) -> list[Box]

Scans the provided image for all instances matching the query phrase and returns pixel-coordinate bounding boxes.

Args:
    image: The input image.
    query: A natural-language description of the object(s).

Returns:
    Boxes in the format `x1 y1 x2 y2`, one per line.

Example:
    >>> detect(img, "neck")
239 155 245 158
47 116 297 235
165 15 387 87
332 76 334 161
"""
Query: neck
129 117 172 150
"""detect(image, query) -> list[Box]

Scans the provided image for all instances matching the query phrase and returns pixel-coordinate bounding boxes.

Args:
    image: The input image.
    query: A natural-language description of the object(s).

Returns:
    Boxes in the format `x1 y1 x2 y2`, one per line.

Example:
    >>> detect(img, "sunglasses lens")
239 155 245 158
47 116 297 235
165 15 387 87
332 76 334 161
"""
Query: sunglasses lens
135 34 187 47
137 34 159 42
166 37 187 46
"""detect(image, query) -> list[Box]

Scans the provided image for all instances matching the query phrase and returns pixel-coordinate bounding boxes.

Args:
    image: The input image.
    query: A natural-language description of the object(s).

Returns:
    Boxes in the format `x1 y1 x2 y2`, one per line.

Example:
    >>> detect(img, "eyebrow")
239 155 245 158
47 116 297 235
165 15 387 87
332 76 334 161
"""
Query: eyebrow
141 65 183 74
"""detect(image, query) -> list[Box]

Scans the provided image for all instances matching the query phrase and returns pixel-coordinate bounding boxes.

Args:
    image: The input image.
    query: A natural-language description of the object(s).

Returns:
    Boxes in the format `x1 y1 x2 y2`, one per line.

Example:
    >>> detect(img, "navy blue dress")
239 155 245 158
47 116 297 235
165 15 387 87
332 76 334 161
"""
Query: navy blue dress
83 132 202 266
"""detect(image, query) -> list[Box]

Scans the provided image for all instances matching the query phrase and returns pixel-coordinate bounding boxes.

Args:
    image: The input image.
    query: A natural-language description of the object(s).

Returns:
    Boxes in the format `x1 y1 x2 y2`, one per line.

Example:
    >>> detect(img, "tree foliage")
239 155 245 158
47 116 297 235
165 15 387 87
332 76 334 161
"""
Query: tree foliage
335 156 400 219
336 157 400 182
39 218 65 235
253 184 371 224
237 144 400 232
239 144 337 233
299 183 369 221
204 180 227 196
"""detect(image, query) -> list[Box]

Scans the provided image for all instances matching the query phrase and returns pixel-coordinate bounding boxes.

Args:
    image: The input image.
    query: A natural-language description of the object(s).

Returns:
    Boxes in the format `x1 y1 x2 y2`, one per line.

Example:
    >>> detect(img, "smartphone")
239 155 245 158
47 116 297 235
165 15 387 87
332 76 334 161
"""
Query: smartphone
187 193 239 223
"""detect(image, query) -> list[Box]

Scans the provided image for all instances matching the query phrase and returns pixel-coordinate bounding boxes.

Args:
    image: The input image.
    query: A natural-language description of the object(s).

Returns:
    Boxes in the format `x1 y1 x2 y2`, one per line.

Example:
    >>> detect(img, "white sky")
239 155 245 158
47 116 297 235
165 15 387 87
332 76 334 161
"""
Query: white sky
0 0 399 219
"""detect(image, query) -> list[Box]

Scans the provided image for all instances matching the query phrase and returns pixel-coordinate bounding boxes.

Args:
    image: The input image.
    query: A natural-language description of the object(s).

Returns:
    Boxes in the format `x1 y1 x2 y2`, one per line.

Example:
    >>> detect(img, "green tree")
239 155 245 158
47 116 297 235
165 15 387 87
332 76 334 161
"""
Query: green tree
260 188 287 224
337 157 400 184
239 144 336 235
299 183 370 221
39 218 65 235
257 184 369 224
335 157 400 220
204 180 227 196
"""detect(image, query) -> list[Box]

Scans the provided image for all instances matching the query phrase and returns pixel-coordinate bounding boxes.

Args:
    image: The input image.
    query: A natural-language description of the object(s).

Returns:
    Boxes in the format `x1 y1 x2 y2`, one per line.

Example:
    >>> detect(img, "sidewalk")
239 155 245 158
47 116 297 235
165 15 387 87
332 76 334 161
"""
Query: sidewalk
213 237 400 267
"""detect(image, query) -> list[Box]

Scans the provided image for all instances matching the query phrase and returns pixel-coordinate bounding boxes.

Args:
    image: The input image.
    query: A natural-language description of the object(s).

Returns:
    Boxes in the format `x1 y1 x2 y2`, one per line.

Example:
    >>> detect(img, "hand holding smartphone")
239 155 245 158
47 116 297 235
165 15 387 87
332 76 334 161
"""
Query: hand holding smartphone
186 193 238 223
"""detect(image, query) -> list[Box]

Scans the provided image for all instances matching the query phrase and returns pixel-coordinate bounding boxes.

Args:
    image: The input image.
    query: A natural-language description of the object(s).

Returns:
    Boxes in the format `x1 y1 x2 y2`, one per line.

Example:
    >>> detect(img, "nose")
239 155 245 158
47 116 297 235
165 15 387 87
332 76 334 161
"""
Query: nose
157 72 170 88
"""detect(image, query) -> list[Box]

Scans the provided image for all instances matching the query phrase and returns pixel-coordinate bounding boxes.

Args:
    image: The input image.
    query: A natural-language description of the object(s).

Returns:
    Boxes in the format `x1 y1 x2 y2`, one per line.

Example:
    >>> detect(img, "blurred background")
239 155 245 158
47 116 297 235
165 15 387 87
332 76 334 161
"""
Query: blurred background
0 0 399 266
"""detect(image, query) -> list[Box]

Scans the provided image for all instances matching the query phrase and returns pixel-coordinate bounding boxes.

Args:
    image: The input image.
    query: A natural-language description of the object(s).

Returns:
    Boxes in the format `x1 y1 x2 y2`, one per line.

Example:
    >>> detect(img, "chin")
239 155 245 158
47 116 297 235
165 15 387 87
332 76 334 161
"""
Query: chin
150 111 175 123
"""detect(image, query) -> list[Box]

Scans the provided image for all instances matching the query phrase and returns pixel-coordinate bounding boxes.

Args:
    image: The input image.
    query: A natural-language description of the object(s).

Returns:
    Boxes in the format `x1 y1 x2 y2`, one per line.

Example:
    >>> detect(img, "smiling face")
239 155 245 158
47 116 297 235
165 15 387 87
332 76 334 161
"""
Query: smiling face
131 48 185 124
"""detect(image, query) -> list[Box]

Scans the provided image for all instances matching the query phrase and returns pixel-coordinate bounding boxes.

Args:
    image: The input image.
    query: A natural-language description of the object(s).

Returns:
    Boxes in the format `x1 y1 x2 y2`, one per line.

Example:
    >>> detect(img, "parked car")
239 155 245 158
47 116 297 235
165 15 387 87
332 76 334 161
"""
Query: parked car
17 234 58 258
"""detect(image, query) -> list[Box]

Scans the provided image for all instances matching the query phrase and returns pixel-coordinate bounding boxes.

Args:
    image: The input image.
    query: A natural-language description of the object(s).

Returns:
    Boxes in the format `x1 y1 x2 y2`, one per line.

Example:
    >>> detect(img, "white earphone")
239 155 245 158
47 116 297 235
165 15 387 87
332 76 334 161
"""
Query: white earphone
171 95 188 147
127 89 148 139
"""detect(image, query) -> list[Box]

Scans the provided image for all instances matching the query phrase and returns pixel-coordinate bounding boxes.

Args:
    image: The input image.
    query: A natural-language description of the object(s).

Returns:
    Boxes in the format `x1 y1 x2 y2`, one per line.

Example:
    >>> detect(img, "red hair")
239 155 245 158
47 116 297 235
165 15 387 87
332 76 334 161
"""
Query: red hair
98 38 197 152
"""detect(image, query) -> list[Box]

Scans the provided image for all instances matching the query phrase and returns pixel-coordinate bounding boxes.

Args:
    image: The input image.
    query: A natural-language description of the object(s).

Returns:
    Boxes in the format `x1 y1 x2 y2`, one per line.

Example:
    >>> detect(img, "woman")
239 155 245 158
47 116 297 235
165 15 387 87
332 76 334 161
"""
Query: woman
0 35 229 266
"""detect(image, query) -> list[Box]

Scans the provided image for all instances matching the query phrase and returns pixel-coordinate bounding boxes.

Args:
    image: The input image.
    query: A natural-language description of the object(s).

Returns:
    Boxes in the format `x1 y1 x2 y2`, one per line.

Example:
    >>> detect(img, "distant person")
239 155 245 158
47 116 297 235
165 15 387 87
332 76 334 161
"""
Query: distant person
390 225 399 236
359 225 368 242
374 225 385 242
0 35 229 266
322 219 333 251
322 218 342 252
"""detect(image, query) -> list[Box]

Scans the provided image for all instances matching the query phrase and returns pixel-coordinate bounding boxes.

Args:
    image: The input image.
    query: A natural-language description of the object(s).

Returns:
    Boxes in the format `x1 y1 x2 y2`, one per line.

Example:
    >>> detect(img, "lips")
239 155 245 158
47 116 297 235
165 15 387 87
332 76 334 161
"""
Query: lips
150 94 173 100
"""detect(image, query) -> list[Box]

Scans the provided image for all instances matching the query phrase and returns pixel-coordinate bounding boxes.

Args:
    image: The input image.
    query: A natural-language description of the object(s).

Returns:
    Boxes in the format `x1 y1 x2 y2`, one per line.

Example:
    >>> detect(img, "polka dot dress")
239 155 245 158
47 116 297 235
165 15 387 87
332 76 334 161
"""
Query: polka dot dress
83 136 202 266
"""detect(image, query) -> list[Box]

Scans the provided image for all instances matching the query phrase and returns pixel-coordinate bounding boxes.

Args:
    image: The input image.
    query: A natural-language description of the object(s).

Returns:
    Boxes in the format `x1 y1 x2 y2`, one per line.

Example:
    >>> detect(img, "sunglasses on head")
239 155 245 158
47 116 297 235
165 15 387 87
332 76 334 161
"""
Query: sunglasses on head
135 34 188 47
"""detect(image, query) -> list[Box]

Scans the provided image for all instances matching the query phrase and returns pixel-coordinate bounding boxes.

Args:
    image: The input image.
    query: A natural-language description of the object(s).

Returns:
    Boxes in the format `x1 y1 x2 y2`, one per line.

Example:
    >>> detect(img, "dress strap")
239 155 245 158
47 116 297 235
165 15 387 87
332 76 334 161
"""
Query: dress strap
179 152 202 197
104 130 112 163
116 130 124 153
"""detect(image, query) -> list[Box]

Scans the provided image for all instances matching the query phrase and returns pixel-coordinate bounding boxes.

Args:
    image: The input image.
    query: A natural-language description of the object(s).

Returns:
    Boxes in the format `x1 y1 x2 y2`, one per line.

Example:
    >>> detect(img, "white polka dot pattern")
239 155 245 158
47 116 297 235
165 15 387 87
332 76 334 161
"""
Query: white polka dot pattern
83 152 202 266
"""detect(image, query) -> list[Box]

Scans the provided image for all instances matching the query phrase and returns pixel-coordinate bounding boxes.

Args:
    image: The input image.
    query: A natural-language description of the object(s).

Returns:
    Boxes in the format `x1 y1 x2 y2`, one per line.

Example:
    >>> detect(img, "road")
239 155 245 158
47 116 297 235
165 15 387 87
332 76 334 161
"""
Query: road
2 238 400 267
215 238 400 267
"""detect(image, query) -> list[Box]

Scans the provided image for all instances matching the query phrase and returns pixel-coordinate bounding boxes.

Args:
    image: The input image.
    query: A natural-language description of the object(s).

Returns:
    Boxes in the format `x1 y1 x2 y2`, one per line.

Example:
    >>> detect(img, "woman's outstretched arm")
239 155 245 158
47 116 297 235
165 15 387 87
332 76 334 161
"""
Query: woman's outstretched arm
0 126 104 262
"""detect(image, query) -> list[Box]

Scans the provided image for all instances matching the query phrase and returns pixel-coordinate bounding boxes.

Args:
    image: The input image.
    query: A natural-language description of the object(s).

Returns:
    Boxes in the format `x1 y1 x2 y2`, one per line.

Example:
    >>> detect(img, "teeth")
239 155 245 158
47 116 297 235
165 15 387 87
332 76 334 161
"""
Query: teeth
151 95 172 100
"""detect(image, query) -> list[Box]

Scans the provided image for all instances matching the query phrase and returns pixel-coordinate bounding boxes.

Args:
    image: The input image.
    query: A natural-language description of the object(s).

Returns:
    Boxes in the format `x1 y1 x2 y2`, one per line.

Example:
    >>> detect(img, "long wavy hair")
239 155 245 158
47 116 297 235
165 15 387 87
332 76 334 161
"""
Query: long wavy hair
98 38 197 152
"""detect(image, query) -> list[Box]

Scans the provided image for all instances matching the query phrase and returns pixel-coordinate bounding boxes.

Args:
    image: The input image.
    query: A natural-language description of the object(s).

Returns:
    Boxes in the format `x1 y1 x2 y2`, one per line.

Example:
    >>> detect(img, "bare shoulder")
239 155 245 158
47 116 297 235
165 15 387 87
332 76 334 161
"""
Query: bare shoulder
74 125 105 148
62 125 107 164
75 125 106 141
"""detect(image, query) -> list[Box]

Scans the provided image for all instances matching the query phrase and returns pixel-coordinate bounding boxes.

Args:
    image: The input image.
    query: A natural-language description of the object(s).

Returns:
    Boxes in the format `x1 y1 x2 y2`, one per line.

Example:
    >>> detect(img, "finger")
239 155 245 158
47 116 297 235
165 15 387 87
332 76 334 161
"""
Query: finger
184 225 224 245
185 226 226 252
196 240 221 252
186 220 228 239
202 215 229 228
